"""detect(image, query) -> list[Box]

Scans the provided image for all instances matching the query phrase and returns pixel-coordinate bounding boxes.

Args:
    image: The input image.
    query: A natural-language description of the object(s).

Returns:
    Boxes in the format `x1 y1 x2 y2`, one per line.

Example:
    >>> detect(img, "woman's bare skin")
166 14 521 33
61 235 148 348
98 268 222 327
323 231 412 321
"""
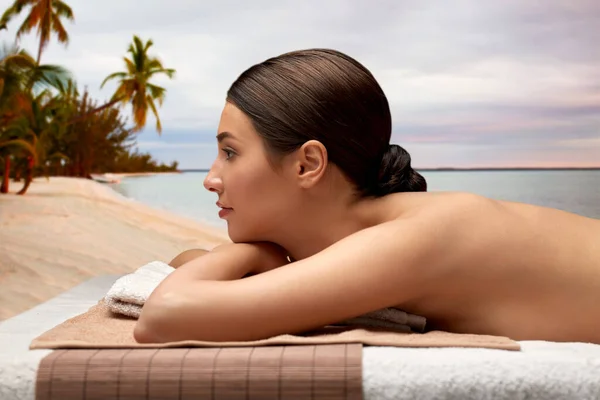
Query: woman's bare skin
376 191 600 343
139 191 600 344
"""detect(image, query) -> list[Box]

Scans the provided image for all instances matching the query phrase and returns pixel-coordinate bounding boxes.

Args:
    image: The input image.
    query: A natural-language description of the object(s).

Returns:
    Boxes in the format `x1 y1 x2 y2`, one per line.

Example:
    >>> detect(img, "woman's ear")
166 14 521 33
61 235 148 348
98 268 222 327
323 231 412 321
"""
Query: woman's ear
294 140 328 188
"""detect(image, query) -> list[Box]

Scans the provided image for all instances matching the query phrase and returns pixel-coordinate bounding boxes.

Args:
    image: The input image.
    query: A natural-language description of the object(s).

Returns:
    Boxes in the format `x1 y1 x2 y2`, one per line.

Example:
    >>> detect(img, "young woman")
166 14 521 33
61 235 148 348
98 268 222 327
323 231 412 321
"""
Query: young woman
134 49 600 344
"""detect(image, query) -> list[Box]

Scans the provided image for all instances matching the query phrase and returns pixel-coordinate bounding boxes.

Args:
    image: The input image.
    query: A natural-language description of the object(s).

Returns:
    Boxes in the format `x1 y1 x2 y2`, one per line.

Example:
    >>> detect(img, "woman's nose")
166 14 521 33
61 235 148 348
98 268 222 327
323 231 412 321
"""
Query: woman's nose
203 170 223 194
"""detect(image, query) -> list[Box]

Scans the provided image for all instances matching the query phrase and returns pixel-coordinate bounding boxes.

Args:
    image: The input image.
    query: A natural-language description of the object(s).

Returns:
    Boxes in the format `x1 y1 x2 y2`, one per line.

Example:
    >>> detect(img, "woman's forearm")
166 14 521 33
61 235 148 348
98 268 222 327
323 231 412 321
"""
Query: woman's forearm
167 242 289 281
167 244 254 281
135 242 290 342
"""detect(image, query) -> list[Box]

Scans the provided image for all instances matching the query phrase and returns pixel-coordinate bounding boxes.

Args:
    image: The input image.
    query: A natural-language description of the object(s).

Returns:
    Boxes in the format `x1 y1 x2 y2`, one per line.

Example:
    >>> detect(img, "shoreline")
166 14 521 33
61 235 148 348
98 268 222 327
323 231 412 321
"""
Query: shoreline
112 171 183 177
0 177 230 321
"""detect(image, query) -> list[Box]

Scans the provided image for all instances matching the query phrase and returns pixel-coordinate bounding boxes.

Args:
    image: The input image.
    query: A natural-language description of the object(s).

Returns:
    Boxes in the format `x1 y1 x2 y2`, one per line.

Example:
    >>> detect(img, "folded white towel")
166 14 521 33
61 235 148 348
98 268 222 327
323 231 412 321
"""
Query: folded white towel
104 261 175 318
104 260 427 332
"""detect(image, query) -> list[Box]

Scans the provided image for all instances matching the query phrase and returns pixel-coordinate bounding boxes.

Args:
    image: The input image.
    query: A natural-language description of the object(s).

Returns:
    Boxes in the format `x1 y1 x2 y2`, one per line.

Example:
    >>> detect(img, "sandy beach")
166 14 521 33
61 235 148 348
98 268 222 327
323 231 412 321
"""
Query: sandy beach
0 177 230 321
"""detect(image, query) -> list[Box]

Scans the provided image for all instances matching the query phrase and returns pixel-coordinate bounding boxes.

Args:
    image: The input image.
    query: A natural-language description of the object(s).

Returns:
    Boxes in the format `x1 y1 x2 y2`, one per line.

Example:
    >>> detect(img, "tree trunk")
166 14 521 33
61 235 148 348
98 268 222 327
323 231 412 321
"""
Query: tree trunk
78 158 84 177
1 156 10 193
17 156 35 195
37 36 43 65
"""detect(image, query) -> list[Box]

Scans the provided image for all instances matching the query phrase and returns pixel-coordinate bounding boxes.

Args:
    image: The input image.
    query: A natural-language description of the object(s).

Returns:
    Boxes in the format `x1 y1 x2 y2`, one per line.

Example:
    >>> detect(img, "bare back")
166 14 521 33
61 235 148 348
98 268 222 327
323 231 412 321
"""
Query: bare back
378 192 600 342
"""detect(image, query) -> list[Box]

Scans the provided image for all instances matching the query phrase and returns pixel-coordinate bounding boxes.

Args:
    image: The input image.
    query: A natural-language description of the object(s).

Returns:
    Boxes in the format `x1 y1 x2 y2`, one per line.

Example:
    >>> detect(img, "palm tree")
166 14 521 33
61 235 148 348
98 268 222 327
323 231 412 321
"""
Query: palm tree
0 135 37 193
99 35 176 134
13 89 62 194
0 0 74 64
0 44 68 193
0 44 69 114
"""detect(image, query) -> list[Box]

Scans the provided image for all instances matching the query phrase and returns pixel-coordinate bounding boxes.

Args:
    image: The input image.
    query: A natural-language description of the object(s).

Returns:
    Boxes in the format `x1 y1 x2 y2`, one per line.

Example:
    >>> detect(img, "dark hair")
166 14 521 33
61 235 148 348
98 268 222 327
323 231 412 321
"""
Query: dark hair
226 48 427 197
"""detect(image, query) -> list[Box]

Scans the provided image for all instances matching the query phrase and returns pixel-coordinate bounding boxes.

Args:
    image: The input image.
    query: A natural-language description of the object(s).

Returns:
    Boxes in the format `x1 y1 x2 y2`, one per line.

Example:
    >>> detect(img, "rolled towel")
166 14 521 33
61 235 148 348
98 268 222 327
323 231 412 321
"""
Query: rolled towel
104 261 175 318
334 309 427 333
104 260 427 333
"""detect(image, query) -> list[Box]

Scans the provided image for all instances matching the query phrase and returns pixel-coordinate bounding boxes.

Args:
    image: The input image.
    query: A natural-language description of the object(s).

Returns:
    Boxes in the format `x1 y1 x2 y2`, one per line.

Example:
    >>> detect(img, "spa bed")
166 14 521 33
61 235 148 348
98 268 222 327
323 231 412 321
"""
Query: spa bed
1 275 599 400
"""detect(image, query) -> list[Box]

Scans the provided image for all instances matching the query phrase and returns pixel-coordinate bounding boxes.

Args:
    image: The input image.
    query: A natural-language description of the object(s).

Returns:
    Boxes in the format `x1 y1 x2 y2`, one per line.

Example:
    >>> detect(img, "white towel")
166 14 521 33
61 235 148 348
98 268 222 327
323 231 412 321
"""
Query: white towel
104 260 427 332
363 341 600 399
104 261 175 318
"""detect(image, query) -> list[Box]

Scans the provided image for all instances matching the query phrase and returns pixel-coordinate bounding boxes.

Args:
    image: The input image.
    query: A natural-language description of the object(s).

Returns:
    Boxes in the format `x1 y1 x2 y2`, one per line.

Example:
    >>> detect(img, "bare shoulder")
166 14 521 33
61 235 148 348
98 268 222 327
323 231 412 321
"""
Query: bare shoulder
383 191 503 228
382 191 516 263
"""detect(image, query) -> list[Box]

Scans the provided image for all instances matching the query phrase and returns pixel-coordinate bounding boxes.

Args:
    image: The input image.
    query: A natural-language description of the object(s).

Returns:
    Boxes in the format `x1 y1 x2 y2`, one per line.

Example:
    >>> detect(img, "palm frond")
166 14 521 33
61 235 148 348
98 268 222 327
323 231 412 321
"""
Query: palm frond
50 12 69 44
0 1 27 28
28 63 71 92
0 138 38 163
123 57 136 74
146 83 165 105
28 0 43 20
15 12 36 38
147 66 176 79
145 58 165 69
112 81 134 103
2 52 36 69
132 90 147 129
0 5 17 26
46 151 69 164
53 0 74 20
146 95 162 134
143 37 154 53
100 72 127 88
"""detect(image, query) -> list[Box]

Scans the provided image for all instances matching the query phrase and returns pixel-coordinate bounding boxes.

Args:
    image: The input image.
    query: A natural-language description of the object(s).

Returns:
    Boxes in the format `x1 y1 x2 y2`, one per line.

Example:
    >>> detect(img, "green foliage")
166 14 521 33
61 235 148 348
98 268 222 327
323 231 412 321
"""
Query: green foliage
0 69 179 186
101 35 176 134
1 0 75 63
0 1 180 194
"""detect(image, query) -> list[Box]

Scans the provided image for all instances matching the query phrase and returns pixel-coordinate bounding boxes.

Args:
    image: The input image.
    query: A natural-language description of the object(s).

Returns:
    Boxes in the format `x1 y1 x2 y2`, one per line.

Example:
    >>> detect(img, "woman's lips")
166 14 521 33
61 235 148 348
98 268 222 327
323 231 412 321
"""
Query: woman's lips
216 202 233 219
218 208 233 219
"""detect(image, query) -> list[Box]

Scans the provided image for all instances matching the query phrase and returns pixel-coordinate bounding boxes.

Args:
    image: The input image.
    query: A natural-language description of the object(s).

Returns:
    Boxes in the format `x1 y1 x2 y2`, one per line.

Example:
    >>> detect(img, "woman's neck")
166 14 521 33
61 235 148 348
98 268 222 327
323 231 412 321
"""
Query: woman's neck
272 196 381 261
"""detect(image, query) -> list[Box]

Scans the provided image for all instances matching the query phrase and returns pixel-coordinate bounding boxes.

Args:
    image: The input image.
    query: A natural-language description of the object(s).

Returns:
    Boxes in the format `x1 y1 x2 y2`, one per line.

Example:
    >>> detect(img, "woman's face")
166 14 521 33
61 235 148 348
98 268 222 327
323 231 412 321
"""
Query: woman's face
204 102 300 243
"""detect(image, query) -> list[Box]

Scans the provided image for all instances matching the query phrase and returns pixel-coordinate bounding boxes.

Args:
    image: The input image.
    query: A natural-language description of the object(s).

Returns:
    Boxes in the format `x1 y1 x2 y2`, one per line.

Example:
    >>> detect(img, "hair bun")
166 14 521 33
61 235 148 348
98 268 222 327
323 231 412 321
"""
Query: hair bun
370 144 427 196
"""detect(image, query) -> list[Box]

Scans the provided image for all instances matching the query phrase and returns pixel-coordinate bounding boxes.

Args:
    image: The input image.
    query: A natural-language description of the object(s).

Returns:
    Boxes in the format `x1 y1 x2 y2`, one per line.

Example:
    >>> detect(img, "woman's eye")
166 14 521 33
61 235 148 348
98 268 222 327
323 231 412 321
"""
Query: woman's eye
222 149 234 160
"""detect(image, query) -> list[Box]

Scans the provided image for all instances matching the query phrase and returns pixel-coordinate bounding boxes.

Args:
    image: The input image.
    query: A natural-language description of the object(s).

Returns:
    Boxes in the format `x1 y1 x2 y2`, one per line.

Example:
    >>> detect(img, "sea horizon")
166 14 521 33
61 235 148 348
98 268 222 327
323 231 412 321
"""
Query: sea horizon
111 169 600 231
178 167 600 173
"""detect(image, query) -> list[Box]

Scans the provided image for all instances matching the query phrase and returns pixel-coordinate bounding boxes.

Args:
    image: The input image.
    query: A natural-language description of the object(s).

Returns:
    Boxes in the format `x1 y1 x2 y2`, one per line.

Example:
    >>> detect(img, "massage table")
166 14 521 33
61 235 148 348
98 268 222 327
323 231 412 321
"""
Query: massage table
1 275 599 399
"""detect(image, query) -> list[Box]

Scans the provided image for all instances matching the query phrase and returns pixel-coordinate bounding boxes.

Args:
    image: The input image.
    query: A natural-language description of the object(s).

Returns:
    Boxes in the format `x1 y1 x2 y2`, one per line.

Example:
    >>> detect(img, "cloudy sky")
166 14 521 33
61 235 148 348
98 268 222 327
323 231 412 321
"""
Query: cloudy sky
4 0 600 168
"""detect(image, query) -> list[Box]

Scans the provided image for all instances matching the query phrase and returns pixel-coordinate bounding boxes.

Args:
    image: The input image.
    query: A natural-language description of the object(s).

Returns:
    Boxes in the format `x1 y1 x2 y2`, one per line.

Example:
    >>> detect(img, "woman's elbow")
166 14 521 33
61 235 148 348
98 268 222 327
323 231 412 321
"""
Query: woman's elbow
133 291 180 343
132 282 262 343
133 290 226 343
134 306 169 343
133 319 159 343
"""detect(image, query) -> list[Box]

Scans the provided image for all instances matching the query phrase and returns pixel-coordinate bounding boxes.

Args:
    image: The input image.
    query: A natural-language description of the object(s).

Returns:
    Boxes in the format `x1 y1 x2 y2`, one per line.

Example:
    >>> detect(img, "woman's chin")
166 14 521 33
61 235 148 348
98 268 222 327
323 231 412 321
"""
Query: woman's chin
227 225 258 244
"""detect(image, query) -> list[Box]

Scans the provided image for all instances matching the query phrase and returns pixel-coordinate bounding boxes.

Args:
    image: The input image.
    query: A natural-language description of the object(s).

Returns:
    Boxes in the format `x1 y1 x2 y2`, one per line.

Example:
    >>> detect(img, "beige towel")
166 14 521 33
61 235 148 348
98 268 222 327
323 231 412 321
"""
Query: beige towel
29 300 520 350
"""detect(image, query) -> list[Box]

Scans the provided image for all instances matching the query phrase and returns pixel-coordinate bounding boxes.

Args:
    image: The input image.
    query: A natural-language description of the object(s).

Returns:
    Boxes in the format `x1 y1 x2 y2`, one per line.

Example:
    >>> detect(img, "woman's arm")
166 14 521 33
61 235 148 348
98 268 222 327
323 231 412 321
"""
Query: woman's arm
168 249 210 269
135 242 290 342
134 218 445 343
162 242 289 279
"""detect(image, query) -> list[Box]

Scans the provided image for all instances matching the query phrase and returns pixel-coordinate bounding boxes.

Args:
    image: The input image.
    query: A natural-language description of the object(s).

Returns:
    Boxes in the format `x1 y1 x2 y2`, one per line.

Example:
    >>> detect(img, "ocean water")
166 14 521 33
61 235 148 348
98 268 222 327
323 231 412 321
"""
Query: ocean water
111 170 600 230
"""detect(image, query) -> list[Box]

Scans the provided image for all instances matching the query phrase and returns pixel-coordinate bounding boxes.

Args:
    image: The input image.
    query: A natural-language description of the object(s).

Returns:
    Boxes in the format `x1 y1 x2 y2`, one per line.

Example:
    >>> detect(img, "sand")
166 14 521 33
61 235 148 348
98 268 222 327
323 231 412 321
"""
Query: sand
0 177 230 321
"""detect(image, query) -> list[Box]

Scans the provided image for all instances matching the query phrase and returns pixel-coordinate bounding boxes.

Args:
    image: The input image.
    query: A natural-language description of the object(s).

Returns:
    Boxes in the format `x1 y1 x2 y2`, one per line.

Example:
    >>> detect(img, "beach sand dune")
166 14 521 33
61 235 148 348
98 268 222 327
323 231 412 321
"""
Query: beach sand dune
0 177 229 321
